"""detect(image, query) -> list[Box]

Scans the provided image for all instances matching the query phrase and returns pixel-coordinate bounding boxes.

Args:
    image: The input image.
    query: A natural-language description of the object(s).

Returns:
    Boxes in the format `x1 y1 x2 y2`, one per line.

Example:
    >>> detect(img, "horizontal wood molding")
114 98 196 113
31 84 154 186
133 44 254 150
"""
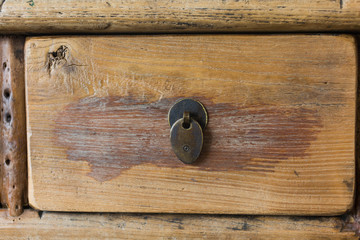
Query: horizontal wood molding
25 35 356 214
0 0 360 34
0 209 357 239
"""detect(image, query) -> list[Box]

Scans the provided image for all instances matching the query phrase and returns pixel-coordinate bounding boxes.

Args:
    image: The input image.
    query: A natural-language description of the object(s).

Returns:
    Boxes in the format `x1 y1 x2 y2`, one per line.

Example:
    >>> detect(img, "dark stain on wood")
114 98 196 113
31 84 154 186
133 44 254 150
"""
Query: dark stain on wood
54 96 322 182
343 178 354 192
227 221 249 231
14 49 24 64
37 210 43 219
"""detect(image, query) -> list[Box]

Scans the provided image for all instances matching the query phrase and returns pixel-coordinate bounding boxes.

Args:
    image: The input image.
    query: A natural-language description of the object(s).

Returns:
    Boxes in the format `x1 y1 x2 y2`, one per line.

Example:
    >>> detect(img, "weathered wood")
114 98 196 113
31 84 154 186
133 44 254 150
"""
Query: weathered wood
0 209 357 239
0 0 360 34
25 35 356 214
0 37 27 216
342 34 360 237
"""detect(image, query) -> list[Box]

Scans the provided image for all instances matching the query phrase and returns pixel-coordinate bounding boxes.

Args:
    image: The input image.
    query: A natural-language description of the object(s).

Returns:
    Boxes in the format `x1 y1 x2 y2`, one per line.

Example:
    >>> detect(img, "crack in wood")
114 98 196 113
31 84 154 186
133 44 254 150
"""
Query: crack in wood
0 0 6 12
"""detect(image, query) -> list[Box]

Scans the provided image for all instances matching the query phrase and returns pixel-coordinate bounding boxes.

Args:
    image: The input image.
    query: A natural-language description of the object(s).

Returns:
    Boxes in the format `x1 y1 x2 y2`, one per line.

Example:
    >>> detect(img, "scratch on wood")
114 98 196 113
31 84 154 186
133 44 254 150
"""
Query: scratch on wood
102 22 112 30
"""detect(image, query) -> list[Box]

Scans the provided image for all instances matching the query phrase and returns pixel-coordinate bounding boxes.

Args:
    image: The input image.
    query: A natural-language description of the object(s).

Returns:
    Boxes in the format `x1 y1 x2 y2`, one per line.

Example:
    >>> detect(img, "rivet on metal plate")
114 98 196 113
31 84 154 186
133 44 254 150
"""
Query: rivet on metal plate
168 99 208 164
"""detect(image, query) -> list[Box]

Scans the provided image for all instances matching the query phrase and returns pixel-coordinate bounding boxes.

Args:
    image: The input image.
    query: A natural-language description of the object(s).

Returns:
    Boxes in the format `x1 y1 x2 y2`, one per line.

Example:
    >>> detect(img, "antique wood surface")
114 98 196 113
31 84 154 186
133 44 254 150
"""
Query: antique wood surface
342 34 360 236
25 35 356 214
0 209 357 239
0 0 360 34
0 37 27 217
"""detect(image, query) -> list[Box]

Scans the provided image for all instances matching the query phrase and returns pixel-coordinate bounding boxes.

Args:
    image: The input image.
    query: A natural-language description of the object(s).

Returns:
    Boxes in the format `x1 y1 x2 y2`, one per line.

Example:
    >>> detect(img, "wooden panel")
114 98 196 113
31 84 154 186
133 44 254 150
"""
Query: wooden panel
0 37 27 216
25 35 356 214
0 210 357 239
0 0 360 34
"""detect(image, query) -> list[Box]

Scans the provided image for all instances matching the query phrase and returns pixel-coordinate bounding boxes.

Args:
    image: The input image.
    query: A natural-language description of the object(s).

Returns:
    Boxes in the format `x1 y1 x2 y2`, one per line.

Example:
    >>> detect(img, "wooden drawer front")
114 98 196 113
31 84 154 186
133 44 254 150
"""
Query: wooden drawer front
25 35 356 214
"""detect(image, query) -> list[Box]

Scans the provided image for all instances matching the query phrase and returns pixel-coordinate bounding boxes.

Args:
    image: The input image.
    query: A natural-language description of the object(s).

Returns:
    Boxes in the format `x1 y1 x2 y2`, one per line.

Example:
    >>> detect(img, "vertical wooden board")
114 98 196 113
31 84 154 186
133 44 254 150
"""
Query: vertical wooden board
25 35 356 214
0 37 27 216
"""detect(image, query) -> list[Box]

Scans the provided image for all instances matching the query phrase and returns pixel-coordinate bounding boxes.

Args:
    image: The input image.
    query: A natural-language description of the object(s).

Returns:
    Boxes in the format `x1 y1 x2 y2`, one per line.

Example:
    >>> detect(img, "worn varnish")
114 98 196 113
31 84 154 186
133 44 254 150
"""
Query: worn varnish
0 37 27 217
0 0 360 33
0 209 357 239
55 97 322 181
25 35 356 214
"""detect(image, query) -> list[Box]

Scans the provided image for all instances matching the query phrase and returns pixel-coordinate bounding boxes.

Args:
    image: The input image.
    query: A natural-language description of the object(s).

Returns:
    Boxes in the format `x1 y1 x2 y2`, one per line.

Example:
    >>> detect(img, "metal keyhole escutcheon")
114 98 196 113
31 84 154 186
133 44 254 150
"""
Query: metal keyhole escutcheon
168 99 208 164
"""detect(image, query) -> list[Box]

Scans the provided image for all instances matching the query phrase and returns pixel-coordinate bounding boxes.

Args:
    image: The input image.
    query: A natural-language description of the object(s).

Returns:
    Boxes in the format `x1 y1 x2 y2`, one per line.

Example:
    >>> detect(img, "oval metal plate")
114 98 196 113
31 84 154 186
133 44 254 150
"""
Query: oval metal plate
170 118 203 164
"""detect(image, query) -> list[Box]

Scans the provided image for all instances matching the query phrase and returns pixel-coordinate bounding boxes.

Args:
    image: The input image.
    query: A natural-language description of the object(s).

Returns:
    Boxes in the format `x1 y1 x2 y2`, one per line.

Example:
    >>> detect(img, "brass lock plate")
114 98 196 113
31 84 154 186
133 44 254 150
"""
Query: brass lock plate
168 99 208 164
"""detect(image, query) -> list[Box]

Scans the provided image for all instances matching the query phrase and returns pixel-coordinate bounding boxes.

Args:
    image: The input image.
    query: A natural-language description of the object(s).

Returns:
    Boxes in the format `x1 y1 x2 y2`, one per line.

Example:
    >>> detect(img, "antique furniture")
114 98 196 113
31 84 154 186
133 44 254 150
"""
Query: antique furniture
1 1 360 238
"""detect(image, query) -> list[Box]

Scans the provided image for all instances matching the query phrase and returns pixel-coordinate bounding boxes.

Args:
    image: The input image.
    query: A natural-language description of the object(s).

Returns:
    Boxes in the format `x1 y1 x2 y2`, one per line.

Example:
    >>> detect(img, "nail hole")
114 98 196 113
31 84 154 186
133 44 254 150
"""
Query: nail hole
5 158 10 166
182 122 190 129
15 205 19 210
3 89 10 99
2 62 6 70
5 113 11 123
12 185 15 189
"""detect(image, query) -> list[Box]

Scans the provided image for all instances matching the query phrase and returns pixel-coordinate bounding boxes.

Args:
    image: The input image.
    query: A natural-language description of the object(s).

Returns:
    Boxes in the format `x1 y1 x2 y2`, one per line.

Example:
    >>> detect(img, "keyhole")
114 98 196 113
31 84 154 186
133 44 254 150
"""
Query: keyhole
183 145 190 152
182 121 190 129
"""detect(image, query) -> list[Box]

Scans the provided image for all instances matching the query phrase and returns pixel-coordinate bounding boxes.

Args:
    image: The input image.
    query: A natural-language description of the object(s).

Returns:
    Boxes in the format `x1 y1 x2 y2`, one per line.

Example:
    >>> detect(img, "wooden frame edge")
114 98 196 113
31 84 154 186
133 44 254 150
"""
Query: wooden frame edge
341 34 360 237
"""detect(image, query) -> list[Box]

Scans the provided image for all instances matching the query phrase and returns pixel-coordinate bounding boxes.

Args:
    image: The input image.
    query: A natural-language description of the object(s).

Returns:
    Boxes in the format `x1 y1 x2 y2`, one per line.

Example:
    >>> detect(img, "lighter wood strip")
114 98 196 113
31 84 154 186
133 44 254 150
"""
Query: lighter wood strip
0 0 360 33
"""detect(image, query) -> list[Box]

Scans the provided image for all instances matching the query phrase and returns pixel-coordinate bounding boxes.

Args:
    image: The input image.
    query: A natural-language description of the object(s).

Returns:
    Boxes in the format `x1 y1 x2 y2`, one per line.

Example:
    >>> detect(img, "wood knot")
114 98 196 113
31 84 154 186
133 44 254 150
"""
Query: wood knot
47 45 68 73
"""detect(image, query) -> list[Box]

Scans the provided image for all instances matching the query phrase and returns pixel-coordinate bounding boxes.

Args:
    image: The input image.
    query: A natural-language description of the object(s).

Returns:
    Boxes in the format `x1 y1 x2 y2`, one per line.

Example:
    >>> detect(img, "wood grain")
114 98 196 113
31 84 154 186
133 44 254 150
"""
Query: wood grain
0 209 357 239
342 34 360 237
25 35 356 214
0 37 27 217
0 0 360 34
